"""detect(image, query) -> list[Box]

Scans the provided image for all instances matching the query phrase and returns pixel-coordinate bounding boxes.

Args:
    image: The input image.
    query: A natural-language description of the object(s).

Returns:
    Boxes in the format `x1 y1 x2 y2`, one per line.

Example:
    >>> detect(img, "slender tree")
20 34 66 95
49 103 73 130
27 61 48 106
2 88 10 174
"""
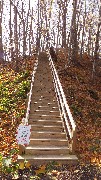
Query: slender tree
14 3 19 72
80 0 86 59
68 0 78 63
36 0 40 51
9 0 13 60
94 6 101 60
92 6 101 81
61 0 68 48
0 0 4 63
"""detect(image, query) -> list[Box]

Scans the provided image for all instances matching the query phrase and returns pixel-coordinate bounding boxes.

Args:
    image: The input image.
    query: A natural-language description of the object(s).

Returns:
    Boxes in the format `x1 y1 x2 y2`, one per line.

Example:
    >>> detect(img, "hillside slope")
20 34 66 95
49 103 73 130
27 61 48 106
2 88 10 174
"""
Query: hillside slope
55 52 101 164
0 56 36 157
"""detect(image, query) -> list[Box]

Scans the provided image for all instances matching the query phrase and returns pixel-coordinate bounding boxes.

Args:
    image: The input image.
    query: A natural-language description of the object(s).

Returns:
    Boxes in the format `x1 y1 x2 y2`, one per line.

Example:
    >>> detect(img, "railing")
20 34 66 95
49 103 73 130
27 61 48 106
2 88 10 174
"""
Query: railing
23 53 39 125
48 51 76 153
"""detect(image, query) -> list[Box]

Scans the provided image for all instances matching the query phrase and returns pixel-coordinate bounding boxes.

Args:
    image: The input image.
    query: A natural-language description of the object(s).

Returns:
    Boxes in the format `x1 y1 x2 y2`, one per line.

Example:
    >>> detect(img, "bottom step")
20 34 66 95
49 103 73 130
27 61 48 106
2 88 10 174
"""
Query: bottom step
18 155 78 165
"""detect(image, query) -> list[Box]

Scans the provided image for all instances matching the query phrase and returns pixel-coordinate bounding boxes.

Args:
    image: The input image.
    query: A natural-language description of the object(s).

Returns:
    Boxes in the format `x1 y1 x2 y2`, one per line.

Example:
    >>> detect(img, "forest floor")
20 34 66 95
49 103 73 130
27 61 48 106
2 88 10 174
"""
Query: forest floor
0 52 101 179
55 52 101 165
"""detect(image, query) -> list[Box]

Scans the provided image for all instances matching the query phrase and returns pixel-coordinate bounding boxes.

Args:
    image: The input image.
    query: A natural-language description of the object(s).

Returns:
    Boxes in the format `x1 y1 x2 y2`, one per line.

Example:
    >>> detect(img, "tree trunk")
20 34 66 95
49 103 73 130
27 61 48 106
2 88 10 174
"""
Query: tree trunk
94 7 101 60
0 0 4 63
36 0 40 52
57 2 61 47
71 0 78 62
62 0 68 48
9 0 13 60
22 2 26 57
14 4 19 72
80 0 86 59
87 29 91 56
92 6 101 82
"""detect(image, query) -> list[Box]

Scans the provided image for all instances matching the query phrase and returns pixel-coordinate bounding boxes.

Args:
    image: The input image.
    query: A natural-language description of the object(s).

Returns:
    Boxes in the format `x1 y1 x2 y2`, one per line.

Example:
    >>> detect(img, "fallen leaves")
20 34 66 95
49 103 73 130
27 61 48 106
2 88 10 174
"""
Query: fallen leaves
0 51 101 178
0 56 36 158
35 165 46 175
19 162 25 170
55 51 101 165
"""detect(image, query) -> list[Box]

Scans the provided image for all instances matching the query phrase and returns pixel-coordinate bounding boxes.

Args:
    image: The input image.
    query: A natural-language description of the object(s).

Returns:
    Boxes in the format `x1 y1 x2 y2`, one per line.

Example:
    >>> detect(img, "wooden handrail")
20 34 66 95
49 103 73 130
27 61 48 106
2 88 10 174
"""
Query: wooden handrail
51 60 76 130
24 54 39 125
47 51 76 152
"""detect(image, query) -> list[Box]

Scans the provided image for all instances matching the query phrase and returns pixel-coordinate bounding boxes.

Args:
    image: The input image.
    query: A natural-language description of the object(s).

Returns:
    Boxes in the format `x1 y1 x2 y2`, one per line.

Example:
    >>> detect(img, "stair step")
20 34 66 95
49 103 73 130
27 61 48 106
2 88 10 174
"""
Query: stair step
32 96 57 103
29 119 62 126
35 72 52 75
32 90 55 93
30 106 59 111
32 92 55 96
29 114 61 120
30 107 59 111
34 82 53 85
34 79 53 82
18 154 78 165
31 104 58 108
30 110 60 116
34 73 52 76
31 99 57 103
35 70 51 74
34 77 53 82
30 125 64 132
25 146 70 155
32 90 55 94
36 70 51 74
31 102 58 106
34 75 52 78
33 87 54 90
31 102 58 107
30 104 58 109
33 82 53 85
31 95 56 99
29 139 68 146
31 95 56 98
30 131 66 139
32 89 56 93
32 86 54 90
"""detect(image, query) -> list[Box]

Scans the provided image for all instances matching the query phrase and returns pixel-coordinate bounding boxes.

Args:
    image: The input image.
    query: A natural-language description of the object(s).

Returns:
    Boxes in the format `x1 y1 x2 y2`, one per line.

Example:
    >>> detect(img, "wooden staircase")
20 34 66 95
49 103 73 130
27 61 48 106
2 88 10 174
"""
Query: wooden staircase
18 52 78 164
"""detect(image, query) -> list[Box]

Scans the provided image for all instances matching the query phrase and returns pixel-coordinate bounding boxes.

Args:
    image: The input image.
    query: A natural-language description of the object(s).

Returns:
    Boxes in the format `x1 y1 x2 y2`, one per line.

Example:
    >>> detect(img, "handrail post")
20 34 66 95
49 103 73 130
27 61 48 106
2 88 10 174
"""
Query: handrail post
71 127 77 154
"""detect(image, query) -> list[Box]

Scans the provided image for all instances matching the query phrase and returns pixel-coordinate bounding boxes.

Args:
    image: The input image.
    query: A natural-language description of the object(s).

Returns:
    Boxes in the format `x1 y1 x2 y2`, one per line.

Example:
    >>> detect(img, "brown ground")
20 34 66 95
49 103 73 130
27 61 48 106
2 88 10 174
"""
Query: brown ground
55 51 101 164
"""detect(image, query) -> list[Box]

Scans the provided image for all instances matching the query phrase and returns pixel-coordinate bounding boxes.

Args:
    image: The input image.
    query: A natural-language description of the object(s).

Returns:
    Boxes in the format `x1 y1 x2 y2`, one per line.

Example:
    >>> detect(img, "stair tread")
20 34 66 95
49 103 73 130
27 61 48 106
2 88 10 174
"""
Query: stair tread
31 124 62 128
29 122 62 126
30 138 67 141
31 95 56 97
33 110 59 112
35 106 58 108
31 102 57 105
18 154 78 160
29 120 62 122
30 131 65 134
26 146 69 149
30 111 60 114
30 114 61 117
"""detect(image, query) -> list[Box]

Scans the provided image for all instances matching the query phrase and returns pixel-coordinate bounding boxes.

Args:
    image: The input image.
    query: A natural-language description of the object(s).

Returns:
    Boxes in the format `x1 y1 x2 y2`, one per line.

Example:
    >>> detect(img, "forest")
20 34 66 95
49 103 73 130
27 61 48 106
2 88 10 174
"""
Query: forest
0 0 101 179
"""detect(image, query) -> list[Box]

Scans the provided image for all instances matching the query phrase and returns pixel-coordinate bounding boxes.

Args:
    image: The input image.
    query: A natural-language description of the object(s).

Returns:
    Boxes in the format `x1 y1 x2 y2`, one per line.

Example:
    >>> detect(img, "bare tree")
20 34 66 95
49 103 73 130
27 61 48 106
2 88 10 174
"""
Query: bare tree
9 0 13 60
92 6 101 81
69 0 78 63
94 6 101 60
14 3 19 72
80 0 86 59
61 0 68 48
0 0 4 63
